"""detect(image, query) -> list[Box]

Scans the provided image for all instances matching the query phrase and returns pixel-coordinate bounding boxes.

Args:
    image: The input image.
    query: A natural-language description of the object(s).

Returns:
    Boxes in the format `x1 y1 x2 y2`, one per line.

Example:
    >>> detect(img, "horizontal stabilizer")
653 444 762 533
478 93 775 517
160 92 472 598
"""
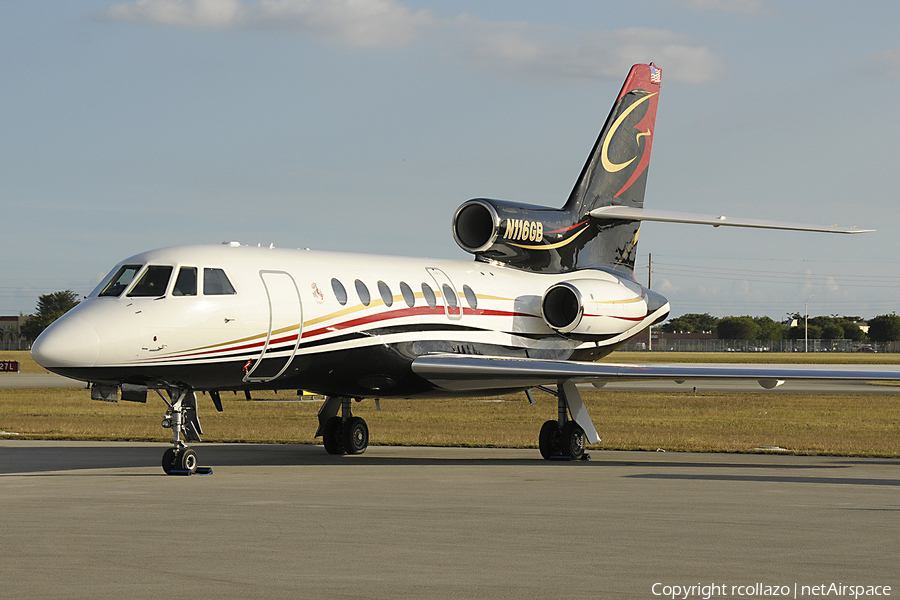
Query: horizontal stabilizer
590 206 874 234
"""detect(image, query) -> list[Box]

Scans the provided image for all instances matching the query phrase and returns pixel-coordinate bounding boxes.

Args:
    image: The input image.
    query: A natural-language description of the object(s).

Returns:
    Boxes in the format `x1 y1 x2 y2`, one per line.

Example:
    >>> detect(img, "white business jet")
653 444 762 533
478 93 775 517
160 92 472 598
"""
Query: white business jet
31 64 896 474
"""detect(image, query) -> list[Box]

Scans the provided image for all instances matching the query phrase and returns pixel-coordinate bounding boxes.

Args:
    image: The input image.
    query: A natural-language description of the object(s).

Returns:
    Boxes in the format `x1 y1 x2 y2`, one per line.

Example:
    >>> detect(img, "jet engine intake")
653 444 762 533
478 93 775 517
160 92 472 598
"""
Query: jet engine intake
452 199 500 254
541 279 648 340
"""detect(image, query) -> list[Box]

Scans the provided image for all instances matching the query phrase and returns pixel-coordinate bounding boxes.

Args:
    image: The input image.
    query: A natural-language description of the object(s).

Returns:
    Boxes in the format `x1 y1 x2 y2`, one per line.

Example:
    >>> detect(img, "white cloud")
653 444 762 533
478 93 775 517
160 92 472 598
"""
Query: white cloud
104 0 245 28
250 0 433 47
656 278 680 293
102 0 433 47
100 0 723 82
678 0 774 16
457 24 721 83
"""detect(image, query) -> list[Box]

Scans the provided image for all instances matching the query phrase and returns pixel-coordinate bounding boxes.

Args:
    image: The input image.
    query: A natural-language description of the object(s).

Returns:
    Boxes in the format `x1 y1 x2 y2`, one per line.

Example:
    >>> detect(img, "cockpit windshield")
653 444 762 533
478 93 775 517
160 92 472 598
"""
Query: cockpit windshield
98 265 143 297
127 266 174 297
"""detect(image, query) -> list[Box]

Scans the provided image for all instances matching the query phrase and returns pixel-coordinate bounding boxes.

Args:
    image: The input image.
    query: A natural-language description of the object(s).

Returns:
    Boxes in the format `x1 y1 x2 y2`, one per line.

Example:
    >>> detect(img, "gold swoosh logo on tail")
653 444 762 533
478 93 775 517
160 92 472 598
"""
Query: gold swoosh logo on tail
600 92 657 173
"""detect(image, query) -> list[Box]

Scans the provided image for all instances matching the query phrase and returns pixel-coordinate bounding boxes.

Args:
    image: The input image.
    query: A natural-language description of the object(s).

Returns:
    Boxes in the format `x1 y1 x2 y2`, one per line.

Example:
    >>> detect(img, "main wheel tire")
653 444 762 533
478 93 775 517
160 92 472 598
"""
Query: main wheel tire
561 421 585 461
162 448 177 475
538 420 560 460
322 416 345 455
342 417 369 455
180 448 198 474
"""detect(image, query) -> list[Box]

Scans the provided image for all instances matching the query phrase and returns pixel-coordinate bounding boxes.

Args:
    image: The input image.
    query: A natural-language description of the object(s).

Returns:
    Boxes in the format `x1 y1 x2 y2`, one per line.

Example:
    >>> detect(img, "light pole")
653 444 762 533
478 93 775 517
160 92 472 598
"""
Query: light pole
805 294 814 353
647 253 652 351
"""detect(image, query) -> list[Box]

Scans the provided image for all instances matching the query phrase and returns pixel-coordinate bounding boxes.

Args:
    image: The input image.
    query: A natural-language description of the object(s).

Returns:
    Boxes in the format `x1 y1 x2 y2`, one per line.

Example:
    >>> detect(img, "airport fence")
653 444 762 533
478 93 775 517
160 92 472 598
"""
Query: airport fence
0 339 29 351
619 338 899 353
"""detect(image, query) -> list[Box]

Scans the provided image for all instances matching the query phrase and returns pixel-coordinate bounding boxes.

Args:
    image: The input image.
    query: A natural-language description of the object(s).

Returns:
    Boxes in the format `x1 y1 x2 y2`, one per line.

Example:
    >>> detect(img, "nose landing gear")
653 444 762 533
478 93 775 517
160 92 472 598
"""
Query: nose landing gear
162 446 198 475
156 388 211 475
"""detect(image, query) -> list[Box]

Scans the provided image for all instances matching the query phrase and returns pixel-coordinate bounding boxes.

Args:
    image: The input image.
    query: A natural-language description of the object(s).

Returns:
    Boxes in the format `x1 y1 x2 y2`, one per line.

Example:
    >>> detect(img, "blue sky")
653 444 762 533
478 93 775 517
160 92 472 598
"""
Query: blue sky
2 0 899 321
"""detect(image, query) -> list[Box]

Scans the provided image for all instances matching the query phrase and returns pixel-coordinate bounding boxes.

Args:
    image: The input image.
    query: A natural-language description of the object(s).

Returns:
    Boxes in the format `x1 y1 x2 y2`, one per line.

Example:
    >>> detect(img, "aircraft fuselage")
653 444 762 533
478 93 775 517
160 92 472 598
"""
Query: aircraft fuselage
33 242 669 398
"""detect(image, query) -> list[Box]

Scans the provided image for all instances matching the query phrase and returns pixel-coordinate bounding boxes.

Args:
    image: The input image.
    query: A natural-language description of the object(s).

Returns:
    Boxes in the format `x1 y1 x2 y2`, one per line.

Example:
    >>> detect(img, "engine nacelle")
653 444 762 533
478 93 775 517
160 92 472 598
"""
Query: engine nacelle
452 198 578 272
541 278 648 340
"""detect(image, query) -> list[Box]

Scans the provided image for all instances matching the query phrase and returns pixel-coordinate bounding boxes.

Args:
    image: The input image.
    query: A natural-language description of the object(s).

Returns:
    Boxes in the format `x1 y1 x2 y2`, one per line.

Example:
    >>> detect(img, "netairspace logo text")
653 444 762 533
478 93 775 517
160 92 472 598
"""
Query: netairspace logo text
651 582 892 600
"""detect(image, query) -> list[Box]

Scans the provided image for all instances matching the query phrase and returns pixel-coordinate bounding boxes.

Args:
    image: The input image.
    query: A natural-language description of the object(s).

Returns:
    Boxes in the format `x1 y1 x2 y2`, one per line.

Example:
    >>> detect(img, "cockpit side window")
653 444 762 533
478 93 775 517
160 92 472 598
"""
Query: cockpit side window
204 268 236 295
127 266 174 297
172 267 197 296
99 264 143 297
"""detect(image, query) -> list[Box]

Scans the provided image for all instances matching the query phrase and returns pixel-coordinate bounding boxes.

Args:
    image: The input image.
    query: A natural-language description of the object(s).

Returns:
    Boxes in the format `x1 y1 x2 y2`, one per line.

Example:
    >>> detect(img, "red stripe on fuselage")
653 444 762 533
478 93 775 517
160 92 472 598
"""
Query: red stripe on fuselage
143 304 541 362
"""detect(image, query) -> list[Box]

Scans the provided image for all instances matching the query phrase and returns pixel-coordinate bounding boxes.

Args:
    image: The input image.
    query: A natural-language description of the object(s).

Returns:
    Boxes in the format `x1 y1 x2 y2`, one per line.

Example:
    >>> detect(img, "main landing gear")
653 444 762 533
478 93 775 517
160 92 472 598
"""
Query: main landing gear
539 419 586 461
157 388 209 475
537 380 598 461
316 396 369 455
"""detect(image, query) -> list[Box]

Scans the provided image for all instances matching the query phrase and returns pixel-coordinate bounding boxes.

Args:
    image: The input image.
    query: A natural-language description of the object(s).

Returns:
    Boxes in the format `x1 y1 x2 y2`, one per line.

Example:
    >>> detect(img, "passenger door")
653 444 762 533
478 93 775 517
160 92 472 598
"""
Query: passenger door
426 267 462 320
243 271 302 383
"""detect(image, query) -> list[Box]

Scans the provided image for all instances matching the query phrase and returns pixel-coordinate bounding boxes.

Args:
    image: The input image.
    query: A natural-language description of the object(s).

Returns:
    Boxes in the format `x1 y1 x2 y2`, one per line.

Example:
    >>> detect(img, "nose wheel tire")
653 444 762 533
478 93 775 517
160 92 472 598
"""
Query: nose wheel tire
162 448 177 474
180 448 198 473
161 447 198 475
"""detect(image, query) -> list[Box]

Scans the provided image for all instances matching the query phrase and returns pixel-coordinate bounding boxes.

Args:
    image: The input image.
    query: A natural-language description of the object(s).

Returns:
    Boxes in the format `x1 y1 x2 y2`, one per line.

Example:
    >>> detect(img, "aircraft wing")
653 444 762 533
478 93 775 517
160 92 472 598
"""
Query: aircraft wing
411 354 900 392
589 206 874 234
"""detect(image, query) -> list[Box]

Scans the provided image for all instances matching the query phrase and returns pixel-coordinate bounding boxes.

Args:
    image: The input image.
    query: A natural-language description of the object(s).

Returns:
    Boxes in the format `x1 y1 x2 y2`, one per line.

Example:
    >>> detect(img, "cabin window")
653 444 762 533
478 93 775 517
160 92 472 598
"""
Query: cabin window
172 267 197 296
332 278 348 305
463 285 477 310
99 264 142 297
442 284 458 310
355 279 370 306
399 281 415 308
377 281 393 307
204 268 236 295
127 266 174 297
421 283 436 309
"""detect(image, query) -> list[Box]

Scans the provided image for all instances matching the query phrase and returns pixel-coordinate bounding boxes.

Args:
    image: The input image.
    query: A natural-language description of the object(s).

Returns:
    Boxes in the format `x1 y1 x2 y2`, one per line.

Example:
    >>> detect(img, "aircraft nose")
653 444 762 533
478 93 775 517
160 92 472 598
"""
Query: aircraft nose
31 316 100 369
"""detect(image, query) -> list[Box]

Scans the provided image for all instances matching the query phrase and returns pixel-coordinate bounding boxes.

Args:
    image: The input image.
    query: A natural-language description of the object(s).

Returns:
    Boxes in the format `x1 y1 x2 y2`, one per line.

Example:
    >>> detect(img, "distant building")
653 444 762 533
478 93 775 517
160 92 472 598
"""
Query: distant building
1 316 30 351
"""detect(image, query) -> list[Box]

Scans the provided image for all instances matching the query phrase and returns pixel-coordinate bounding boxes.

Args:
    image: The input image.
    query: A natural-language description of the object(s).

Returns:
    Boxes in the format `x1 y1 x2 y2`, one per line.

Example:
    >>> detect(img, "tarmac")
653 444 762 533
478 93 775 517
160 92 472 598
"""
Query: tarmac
1 440 897 599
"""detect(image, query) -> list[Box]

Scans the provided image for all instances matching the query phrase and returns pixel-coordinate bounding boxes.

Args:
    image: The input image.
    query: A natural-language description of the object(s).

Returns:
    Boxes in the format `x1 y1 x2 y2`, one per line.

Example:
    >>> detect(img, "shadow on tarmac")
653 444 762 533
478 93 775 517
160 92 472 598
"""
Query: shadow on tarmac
2 442 898 483
625 473 900 487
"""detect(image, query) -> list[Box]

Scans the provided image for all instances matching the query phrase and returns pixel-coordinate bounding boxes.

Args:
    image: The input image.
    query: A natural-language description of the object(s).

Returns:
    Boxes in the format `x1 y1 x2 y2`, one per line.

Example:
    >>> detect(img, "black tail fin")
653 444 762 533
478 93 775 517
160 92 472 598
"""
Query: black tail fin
565 63 661 215
560 63 661 273
452 64 661 274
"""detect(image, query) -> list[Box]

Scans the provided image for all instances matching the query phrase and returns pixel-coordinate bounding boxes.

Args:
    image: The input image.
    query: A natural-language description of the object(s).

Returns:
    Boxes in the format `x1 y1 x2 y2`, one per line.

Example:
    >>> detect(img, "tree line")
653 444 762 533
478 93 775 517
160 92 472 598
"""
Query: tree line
659 313 900 342
19 291 81 342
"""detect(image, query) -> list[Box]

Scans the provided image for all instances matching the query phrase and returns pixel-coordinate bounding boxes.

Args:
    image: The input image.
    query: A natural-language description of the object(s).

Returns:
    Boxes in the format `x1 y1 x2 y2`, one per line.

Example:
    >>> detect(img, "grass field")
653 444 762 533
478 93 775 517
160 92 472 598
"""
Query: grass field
2 350 898 457
1 386 897 457
0 351 48 374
